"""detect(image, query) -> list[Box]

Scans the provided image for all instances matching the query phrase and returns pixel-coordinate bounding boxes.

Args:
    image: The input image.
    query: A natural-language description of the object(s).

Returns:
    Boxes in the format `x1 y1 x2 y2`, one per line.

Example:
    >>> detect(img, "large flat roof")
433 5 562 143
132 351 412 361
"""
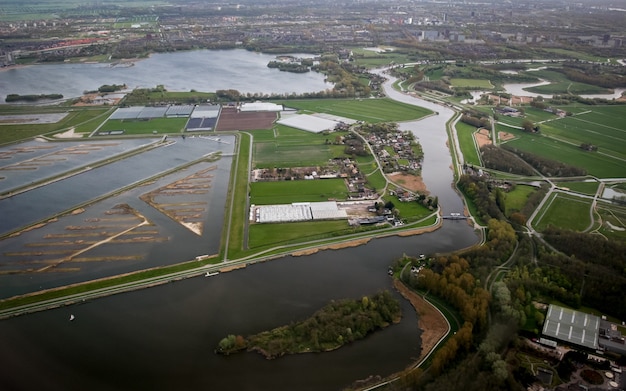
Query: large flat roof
542 304 600 350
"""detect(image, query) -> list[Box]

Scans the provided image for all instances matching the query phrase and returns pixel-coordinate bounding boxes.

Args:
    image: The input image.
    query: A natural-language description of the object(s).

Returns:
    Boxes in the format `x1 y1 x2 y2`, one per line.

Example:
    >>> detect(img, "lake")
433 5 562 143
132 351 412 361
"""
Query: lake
0 49 333 102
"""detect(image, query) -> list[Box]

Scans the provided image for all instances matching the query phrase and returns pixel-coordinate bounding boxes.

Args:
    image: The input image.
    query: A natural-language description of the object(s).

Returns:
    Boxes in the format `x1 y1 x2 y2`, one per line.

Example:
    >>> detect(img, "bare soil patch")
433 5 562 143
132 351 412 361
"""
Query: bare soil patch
498 131 515 141
388 172 428 193
216 107 277 131
474 128 491 148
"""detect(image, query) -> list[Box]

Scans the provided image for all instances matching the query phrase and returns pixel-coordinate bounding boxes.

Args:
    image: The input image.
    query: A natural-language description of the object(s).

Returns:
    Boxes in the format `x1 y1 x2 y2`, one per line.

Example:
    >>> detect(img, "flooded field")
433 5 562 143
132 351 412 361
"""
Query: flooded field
0 136 235 298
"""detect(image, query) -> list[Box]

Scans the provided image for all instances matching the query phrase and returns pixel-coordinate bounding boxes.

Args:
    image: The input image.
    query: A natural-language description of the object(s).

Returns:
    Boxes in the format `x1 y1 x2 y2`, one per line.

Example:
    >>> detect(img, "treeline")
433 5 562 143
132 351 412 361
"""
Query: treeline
460 108 490 128
547 94 626 106
541 226 626 318
480 145 536 176
314 59 372 98
98 84 126 93
458 174 505 223
267 60 310 73
394 219 522 390
216 291 401 359
5 93 63 102
502 145 586 177
551 65 626 89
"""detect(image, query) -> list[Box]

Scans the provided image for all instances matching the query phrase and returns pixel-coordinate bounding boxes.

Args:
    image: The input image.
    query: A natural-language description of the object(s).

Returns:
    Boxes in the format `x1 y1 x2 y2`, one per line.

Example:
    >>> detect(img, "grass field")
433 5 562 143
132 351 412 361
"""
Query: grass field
596 203 626 240
450 78 494 89
0 107 114 144
555 181 599 195
533 193 592 231
250 179 348 205
455 121 481 166
248 220 352 249
252 126 347 168
277 98 432 122
97 117 187 135
349 48 413 68
523 69 613 95
505 185 538 216
498 105 626 178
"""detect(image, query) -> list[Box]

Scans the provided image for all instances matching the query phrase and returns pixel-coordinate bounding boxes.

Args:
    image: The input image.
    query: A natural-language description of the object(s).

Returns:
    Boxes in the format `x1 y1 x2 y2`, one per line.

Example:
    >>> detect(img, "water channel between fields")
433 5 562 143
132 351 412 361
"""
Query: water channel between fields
0 68 480 391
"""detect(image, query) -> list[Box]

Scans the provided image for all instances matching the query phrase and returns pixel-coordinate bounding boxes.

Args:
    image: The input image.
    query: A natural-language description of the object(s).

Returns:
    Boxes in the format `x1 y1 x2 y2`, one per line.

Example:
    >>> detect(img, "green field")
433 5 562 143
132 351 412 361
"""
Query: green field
523 69 613 95
498 105 626 178
278 98 432 122
97 117 187 135
252 126 347 168
533 193 592 231
250 179 348 205
505 185 538 216
0 107 114 144
248 220 352 249
349 48 414 68
450 78 494 89
555 181 599 195
455 121 481 166
596 203 626 240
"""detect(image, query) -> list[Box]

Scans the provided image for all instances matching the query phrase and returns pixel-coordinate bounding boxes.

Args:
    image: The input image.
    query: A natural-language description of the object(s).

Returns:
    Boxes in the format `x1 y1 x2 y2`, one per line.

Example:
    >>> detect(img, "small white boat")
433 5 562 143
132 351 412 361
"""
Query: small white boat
205 271 219 277
69 314 75 321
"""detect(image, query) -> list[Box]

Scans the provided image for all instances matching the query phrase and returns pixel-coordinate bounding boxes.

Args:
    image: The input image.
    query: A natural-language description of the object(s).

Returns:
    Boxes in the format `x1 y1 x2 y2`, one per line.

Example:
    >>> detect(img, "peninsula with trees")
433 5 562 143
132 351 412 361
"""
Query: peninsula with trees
216 291 401 359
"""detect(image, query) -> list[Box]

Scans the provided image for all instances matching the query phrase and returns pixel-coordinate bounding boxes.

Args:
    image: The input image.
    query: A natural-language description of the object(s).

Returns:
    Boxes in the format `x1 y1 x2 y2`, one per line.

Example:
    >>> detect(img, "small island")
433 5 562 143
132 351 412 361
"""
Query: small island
216 290 402 359
5 93 63 103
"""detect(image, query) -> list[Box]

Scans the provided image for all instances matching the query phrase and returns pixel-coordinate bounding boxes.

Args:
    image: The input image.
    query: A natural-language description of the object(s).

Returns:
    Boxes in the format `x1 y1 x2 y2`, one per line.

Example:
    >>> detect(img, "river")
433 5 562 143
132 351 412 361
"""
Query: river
0 56 479 391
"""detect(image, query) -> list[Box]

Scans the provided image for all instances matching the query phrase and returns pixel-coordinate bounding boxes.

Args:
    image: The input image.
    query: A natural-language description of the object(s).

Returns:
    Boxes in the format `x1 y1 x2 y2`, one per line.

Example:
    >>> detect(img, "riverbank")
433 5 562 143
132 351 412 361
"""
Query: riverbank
393 279 448 364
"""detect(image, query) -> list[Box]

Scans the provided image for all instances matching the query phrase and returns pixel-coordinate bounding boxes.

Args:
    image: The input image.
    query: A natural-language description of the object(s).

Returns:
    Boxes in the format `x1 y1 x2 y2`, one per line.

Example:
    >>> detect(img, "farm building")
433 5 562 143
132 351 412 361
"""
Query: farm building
251 201 348 223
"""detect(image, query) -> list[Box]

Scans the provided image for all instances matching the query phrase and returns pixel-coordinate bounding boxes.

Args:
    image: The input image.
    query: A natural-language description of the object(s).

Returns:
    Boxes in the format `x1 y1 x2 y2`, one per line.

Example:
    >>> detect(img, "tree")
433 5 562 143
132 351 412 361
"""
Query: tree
521 120 535 133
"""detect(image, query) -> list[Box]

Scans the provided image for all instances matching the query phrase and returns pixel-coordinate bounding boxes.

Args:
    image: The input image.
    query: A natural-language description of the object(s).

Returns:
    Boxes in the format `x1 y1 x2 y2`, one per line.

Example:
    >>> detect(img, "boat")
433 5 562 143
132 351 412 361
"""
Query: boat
69 314 75 321
205 271 219 277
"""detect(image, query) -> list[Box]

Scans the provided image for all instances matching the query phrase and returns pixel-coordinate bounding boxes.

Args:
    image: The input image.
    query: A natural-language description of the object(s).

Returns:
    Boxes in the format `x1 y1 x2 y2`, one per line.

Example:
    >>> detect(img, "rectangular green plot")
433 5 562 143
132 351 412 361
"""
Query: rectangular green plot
98 118 187 135
450 79 493 89
555 181 599 196
254 142 332 168
276 98 432 122
248 220 350 249
455 121 481 166
250 179 348 205
534 193 592 231
504 132 626 178
543 118 626 158
505 185 538 215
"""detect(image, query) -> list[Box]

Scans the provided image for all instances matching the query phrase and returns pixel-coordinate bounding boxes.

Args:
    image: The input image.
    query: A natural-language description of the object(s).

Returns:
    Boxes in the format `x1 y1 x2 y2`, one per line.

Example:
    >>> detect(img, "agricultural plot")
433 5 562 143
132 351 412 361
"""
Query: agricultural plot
97 117 187 135
248 220 350 250
450 78 494 89
252 126 342 168
555 181 599 196
279 98 432 123
498 106 626 179
533 192 593 232
250 179 348 205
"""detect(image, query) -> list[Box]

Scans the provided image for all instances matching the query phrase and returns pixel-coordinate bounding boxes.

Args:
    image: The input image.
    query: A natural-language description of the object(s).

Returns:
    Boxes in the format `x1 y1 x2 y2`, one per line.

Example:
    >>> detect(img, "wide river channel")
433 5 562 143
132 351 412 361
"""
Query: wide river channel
0 52 480 390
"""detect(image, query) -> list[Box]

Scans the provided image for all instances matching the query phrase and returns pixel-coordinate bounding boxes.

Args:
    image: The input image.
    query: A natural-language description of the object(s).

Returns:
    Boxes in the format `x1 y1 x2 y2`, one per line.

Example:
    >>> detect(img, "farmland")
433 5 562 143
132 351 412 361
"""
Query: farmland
252 126 346 168
280 98 432 122
498 105 626 178
250 179 348 205
96 117 187 135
